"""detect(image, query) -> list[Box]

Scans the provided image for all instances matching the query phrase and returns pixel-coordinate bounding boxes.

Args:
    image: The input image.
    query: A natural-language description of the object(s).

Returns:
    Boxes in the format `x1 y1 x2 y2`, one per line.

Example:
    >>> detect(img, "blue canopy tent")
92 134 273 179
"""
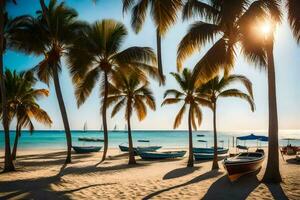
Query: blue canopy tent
236 134 268 151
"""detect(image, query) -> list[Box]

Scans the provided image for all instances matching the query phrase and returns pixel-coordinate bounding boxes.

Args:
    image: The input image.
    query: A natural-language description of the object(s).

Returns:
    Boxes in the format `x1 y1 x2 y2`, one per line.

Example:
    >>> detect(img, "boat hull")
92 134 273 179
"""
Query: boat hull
193 147 228 154
78 137 104 142
194 153 227 160
139 151 186 160
119 145 162 154
72 146 102 153
223 153 264 182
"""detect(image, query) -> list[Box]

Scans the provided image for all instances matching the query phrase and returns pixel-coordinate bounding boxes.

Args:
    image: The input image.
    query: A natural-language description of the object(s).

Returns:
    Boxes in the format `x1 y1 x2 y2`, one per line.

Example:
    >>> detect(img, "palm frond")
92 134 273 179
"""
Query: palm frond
111 97 126 117
131 0 149 33
161 98 182 106
218 89 255 111
173 103 186 129
164 89 184 98
287 0 300 43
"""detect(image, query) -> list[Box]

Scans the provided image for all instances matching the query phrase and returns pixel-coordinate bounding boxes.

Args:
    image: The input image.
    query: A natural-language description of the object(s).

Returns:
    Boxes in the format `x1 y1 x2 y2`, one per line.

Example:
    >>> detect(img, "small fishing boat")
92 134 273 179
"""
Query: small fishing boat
119 144 162 153
194 153 227 160
193 147 229 154
197 134 205 137
138 151 186 160
78 137 104 142
72 146 102 153
223 151 265 182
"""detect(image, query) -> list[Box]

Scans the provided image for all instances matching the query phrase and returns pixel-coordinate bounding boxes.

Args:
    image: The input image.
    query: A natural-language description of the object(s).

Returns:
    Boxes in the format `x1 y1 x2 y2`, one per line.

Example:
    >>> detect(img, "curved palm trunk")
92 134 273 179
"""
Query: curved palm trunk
156 29 165 85
0 1 15 172
212 102 219 170
12 124 21 160
187 106 194 167
101 71 109 162
127 98 136 165
53 65 72 164
262 41 282 183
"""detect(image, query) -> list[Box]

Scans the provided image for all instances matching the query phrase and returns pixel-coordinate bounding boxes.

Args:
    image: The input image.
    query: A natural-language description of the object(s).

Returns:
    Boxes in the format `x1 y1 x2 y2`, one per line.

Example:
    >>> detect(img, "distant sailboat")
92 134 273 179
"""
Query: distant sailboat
114 125 117 131
83 122 87 132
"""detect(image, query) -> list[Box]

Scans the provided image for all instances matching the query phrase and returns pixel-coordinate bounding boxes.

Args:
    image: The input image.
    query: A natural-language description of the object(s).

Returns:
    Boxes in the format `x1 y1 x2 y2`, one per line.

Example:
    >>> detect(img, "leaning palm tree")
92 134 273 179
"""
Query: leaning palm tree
2 69 52 160
178 0 282 183
162 68 210 167
106 70 156 164
198 74 255 170
122 0 183 82
0 0 19 172
67 19 158 162
7 0 85 163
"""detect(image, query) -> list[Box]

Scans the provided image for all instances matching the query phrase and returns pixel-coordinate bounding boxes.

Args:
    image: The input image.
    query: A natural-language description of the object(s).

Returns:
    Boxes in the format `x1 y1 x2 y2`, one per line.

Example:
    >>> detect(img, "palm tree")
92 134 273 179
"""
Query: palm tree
178 0 282 183
0 0 18 172
198 74 255 170
7 0 86 163
122 0 183 83
106 70 155 164
287 0 300 43
162 68 210 167
67 19 158 162
2 70 52 160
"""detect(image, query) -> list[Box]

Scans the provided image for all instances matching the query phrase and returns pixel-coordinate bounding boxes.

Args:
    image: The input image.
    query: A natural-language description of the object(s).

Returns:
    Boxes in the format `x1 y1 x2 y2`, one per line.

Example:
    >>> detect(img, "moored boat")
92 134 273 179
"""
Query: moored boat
119 144 162 154
72 146 102 153
193 147 229 154
138 150 186 160
78 137 104 142
194 153 227 160
223 151 265 182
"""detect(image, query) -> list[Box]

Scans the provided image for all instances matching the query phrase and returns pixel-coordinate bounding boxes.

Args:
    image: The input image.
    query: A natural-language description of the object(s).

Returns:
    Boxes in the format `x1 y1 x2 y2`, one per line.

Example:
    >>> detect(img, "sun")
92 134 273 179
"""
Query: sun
261 21 272 35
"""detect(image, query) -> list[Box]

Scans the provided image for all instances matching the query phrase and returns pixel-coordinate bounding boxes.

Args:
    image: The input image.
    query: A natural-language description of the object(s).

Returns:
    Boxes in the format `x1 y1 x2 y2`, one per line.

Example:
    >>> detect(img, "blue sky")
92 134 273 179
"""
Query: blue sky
4 0 300 132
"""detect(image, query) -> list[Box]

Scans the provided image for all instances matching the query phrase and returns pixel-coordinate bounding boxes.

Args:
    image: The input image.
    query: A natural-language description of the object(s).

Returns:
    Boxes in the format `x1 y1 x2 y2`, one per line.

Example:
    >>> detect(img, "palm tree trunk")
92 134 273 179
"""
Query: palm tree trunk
52 65 72 164
12 124 21 160
187 106 194 167
156 29 165 84
0 1 15 172
101 71 109 162
127 98 136 165
262 41 282 183
212 102 219 170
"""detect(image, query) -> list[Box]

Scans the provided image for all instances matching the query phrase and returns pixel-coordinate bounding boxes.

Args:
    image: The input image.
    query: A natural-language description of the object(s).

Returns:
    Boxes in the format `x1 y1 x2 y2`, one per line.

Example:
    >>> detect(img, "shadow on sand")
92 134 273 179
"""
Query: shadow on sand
286 158 300 165
143 170 223 200
163 166 201 180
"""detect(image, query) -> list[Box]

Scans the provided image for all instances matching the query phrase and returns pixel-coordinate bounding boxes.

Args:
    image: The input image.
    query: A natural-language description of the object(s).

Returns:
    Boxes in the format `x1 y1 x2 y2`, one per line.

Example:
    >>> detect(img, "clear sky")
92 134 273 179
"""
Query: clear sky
4 0 300 132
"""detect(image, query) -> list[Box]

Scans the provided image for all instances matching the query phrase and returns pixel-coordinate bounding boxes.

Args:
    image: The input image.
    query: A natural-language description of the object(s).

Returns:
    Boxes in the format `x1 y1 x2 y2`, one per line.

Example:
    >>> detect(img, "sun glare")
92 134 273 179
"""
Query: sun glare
261 21 271 35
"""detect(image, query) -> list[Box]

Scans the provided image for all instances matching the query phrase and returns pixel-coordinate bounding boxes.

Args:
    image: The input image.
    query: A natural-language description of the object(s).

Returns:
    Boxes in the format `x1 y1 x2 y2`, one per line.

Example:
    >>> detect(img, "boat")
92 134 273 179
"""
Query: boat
193 147 229 154
281 138 300 155
223 151 265 182
194 153 227 160
78 137 104 142
197 134 205 137
119 144 162 154
72 146 102 153
83 122 87 132
138 151 186 160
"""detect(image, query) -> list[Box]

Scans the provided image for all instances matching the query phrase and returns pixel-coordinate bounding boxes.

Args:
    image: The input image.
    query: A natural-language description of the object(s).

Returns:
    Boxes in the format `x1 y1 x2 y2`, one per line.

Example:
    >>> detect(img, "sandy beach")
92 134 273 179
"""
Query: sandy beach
0 148 299 200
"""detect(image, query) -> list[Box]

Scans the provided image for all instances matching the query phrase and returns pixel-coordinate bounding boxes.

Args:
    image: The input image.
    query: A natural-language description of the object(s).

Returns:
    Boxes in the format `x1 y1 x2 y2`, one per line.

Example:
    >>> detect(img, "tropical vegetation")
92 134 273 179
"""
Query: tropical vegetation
0 69 52 160
67 19 159 162
198 74 255 170
106 70 156 164
162 68 210 167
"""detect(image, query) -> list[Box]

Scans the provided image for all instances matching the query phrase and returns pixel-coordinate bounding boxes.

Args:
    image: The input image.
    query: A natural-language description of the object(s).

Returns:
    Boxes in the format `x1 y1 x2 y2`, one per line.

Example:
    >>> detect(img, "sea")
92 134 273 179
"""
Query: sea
0 130 299 150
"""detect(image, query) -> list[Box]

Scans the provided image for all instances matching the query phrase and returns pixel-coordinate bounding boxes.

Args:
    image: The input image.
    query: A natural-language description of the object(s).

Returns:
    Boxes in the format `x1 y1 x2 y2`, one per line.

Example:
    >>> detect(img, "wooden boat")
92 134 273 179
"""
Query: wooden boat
223 151 265 182
193 147 229 154
138 151 186 160
194 153 227 160
197 134 205 137
119 145 162 153
78 137 104 142
72 146 102 153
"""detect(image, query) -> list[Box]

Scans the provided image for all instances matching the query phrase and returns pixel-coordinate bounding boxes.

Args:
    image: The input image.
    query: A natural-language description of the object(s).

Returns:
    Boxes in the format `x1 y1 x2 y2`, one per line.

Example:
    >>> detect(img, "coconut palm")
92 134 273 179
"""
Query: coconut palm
2 70 52 160
67 19 158 162
122 0 183 83
106 70 155 164
198 74 255 170
287 0 300 43
178 0 282 183
7 0 86 163
162 68 210 167
1 0 19 172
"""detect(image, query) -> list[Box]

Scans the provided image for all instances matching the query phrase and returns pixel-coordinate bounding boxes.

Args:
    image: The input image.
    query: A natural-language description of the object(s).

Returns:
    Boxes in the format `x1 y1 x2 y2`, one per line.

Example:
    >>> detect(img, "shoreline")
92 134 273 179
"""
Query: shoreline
1 148 299 199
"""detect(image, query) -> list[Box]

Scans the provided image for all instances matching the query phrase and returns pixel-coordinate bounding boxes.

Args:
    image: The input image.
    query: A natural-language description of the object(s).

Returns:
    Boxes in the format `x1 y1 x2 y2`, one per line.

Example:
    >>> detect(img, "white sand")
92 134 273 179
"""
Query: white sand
0 148 299 199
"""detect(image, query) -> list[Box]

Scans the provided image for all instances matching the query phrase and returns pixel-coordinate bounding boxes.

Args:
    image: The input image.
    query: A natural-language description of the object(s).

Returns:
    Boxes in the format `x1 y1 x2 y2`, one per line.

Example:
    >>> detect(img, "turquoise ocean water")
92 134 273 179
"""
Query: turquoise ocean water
0 130 299 150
